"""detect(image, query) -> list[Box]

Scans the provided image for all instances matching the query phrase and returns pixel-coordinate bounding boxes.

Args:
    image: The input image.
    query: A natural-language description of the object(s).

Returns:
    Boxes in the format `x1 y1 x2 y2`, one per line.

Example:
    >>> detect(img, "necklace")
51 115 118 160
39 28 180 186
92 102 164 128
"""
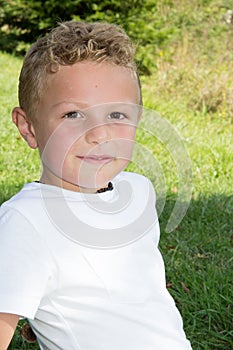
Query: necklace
34 181 114 193
96 182 113 193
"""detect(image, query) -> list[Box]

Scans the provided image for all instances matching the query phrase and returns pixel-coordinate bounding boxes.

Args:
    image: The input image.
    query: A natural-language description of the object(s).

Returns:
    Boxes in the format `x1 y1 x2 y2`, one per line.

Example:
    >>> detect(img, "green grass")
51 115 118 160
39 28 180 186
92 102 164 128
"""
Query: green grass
0 53 41 203
1 2 233 349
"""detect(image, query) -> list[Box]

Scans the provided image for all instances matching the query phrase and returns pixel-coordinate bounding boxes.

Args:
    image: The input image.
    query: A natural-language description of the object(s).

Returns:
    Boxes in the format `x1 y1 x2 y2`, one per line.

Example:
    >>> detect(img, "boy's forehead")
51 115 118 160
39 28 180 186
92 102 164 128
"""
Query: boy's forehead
44 61 141 107
48 61 138 84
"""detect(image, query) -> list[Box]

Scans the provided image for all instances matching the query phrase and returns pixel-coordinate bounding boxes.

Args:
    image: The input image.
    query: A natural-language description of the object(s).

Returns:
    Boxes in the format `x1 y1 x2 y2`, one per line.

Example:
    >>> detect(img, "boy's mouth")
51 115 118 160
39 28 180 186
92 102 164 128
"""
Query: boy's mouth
77 155 115 165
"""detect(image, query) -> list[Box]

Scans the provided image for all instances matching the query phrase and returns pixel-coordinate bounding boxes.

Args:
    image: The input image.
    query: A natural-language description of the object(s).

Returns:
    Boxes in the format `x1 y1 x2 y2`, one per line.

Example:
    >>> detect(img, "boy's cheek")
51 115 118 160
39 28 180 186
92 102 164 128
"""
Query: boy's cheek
113 123 137 140
40 129 79 169
115 138 134 161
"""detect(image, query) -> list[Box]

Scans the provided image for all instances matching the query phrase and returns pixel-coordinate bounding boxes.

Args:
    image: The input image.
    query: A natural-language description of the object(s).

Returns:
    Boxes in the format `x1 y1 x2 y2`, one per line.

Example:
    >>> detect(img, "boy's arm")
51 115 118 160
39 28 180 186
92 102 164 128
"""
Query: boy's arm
0 313 19 350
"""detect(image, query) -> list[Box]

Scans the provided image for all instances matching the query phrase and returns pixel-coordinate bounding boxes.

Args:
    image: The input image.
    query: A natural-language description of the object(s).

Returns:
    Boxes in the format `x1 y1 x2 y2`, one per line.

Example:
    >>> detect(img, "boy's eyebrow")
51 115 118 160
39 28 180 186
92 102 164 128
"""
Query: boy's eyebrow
52 100 90 109
51 100 140 111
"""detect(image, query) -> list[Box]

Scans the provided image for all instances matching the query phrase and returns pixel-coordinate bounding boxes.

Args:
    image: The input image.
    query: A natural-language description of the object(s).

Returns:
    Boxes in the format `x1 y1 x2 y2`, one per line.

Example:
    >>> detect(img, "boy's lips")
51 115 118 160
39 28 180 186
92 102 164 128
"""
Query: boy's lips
77 155 115 165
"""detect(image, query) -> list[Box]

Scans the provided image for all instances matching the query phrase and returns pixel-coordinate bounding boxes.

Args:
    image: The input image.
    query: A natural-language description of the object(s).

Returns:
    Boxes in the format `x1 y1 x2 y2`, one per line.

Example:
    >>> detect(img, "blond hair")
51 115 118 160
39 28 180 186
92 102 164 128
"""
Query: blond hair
18 21 140 119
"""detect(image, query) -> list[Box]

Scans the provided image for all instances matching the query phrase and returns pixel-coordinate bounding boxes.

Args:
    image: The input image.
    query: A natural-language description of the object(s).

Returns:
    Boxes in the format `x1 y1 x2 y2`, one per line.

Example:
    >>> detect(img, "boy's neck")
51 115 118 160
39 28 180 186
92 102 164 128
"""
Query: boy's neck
37 178 113 194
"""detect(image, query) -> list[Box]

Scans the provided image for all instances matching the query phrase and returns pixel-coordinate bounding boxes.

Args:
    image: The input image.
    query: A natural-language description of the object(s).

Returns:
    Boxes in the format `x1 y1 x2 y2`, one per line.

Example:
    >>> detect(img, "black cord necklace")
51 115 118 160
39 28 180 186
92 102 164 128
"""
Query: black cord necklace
34 181 114 193
96 182 113 193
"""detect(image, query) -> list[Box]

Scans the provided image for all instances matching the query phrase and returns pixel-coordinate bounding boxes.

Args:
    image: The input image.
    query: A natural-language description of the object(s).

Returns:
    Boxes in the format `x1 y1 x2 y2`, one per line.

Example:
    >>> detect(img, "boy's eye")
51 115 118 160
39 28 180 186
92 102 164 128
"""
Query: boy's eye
108 111 126 120
64 111 83 119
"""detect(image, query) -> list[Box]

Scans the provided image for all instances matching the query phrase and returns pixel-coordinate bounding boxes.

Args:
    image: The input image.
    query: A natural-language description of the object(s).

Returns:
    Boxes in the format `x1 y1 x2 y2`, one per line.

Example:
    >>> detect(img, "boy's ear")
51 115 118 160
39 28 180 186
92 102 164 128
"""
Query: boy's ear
12 107 38 149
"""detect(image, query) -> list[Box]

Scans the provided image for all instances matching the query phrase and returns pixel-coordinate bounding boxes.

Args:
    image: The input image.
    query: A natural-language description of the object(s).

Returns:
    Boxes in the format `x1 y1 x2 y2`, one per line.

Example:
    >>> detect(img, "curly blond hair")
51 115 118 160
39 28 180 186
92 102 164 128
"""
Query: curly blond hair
18 21 140 119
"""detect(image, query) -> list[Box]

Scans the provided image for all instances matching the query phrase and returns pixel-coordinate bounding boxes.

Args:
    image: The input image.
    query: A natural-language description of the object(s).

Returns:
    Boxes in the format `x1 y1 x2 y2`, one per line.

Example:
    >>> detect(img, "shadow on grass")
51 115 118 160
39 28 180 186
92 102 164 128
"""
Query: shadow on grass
159 193 233 350
1 184 232 350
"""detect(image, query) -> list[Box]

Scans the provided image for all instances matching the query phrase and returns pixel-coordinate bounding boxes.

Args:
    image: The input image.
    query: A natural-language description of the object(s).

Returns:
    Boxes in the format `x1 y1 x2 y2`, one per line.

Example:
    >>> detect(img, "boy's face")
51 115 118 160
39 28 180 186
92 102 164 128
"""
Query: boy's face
30 61 141 192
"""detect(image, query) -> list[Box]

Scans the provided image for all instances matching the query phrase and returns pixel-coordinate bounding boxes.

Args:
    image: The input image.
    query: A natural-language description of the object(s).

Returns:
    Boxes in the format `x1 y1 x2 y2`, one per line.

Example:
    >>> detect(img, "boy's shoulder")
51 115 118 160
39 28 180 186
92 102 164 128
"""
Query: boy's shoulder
115 171 156 205
116 171 155 193
0 182 50 221
2 182 42 207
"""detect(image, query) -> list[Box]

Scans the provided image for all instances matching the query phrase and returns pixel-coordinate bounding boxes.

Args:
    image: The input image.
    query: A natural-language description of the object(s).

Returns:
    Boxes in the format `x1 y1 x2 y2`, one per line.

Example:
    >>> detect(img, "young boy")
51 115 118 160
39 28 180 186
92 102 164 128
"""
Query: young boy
0 21 192 349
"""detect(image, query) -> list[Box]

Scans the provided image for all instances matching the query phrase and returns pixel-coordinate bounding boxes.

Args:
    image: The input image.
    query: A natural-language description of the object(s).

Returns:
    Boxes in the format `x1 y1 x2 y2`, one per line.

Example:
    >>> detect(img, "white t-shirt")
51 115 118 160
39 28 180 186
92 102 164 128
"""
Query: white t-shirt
0 172 192 350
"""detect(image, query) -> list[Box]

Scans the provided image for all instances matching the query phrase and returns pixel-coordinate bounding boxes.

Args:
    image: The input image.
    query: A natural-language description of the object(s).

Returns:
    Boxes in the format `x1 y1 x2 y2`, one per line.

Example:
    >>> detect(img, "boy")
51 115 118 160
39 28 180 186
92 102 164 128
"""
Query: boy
0 21 192 349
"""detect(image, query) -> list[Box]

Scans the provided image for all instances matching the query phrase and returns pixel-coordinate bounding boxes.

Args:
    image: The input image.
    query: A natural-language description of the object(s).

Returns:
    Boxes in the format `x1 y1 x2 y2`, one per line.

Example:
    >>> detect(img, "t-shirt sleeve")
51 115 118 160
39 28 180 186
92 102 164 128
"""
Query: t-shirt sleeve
0 206 54 319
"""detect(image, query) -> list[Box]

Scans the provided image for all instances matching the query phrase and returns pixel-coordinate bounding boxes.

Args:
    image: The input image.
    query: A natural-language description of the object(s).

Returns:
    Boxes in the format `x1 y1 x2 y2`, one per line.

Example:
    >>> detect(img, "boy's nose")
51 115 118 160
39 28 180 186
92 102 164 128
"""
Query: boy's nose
85 124 110 144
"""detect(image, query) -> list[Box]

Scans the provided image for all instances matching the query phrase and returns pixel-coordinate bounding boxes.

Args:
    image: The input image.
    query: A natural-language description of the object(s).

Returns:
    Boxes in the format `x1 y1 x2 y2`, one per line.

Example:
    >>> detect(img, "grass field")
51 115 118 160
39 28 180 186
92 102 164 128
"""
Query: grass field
0 2 233 349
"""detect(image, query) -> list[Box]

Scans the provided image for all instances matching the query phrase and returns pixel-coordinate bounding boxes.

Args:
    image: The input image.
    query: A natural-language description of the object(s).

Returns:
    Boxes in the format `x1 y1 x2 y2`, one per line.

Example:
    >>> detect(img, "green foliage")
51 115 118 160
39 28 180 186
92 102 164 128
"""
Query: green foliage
0 0 164 72
1 0 230 73
1 0 232 73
